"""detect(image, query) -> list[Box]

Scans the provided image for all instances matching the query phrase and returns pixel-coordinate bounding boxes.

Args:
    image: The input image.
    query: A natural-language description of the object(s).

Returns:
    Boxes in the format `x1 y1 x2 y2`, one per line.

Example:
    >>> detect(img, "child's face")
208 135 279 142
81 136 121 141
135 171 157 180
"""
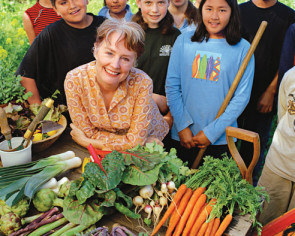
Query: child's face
53 0 89 28
105 0 127 17
136 0 169 28
171 0 187 8
202 0 231 38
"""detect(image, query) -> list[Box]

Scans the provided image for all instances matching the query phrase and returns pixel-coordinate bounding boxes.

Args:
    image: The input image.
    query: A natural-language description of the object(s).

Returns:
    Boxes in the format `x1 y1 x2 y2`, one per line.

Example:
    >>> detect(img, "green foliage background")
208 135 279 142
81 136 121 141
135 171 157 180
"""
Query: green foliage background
0 0 293 154
0 0 294 81
0 0 293 83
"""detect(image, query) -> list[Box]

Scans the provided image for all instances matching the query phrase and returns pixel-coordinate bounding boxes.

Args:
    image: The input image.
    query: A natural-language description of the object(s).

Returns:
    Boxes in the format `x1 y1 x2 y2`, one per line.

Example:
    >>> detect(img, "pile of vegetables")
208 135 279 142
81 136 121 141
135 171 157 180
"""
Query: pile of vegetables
0 96 67 143
131 181 177 228
151 156 269 236
0 151 81 207
81 224 137 236
62 143 194 229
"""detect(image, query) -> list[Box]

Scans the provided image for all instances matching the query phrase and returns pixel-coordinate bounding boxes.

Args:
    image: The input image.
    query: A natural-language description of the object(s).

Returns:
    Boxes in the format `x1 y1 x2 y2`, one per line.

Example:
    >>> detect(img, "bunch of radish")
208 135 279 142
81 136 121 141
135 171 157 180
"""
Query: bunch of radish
132 181 177 228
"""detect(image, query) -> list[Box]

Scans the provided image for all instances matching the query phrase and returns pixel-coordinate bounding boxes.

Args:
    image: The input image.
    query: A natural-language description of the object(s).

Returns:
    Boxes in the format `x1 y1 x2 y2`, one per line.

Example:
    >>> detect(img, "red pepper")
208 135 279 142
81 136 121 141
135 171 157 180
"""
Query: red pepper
87 144 108 176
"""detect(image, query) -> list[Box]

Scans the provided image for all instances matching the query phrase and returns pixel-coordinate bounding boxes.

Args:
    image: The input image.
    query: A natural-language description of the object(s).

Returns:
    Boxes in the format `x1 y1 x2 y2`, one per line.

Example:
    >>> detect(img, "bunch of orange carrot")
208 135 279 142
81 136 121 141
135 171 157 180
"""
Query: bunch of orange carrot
151 184 231 236
151 156 269 236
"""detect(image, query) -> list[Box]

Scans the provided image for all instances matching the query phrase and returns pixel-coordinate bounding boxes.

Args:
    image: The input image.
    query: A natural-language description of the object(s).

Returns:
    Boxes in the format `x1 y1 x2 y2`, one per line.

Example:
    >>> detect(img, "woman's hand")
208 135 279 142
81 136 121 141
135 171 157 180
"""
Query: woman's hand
178 127 195 149
192 130 211 149
70 123 90 148
70 123 105 149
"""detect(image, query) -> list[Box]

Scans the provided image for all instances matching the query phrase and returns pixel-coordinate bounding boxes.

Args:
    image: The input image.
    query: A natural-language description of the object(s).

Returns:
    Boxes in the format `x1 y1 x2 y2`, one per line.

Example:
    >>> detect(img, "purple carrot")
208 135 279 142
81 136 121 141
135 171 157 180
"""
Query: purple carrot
11 208 62 236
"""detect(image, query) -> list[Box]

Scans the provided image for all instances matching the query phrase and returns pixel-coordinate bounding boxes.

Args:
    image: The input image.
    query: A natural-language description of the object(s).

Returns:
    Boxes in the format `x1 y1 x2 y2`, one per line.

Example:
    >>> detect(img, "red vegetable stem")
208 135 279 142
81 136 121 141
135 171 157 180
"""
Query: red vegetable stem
87 144 108 176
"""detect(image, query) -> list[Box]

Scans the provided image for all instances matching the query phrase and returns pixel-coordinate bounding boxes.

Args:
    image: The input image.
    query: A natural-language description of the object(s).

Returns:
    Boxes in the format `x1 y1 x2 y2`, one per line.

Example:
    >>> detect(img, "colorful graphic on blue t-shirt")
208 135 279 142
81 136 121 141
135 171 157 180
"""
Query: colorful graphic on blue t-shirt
192 51 221 81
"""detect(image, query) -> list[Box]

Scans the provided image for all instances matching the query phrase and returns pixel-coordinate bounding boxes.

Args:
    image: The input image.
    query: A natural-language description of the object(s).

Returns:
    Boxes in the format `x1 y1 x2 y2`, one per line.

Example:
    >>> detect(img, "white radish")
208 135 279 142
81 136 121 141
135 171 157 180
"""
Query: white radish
150 200 155 208
153 204 163 227
139 185 153 200
167 181 176 193
159 196 167 207
144 205 153 220
161 183 168 194
133 196 144 214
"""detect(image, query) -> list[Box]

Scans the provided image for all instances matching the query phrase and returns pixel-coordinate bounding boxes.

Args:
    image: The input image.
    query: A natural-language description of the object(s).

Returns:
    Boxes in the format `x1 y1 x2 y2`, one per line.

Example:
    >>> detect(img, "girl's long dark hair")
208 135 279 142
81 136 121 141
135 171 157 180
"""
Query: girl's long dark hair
132 8 175 35
191 0 241 45
185 1 198 25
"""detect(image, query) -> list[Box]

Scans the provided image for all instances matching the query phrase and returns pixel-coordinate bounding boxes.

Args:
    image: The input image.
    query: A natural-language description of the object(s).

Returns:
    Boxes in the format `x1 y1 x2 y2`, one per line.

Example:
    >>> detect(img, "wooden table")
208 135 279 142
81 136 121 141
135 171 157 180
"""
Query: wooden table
32 128 254 236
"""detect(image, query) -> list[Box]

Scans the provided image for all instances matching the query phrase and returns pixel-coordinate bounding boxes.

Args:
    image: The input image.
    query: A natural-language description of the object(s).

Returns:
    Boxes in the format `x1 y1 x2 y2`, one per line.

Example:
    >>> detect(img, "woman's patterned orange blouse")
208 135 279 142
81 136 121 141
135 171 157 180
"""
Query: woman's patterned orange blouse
65 61 169 151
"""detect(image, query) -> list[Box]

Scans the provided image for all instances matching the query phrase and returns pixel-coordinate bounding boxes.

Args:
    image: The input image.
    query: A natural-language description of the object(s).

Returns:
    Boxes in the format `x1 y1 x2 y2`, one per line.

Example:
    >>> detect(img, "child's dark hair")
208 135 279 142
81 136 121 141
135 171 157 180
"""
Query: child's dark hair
191 0 241 45
132 9 175 35
185 1 198 26
50 0 56 7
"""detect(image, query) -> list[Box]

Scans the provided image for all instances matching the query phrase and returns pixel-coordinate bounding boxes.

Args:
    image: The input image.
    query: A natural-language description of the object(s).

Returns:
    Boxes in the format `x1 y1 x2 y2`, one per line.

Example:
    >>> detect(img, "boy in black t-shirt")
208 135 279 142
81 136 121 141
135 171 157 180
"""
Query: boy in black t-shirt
238 0 295 185
17 0 105 105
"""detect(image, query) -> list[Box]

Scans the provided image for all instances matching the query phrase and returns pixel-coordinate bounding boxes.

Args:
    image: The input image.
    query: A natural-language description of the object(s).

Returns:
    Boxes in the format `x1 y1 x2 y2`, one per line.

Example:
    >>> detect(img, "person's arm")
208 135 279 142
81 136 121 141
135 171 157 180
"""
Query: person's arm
200 47 255 145
23 12 36 45
152 93 169 114
192 130 211 149
278 24 295 92
65 71 166 151
69 123 105 149
165 35 195 149
20 76 42 104
257 71 278 114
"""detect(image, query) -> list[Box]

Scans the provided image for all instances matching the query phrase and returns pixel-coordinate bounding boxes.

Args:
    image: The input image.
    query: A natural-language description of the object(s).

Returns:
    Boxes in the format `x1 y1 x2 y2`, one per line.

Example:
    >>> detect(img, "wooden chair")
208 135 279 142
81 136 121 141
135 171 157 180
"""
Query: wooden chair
226 126 260 185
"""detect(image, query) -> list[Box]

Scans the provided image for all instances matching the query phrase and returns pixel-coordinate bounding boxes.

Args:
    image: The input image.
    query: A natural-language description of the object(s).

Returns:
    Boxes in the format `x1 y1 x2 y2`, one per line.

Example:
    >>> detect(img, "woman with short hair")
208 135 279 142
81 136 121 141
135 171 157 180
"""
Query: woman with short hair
64 19 169 151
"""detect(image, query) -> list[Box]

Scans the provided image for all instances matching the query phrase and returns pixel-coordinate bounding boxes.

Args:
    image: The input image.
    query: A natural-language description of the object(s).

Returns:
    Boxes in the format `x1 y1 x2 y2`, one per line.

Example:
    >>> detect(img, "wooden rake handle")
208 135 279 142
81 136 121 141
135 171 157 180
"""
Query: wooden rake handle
226 126 260 185
191 21 268 169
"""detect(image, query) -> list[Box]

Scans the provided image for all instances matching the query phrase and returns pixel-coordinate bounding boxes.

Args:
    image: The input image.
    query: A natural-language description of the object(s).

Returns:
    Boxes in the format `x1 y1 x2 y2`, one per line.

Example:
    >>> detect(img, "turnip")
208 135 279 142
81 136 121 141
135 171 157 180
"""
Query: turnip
153 204 162 227
150 200 155 208
159 196 167 208
161 183 168 194
144 205 153 220
167 181 176 193
154 187 163 197
133 196 144 214
139 185 153 200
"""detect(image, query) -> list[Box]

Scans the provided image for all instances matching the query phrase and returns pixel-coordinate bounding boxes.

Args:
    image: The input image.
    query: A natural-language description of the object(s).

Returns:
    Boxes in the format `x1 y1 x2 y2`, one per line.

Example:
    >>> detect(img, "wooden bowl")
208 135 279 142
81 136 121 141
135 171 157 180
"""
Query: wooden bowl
32 115 67 153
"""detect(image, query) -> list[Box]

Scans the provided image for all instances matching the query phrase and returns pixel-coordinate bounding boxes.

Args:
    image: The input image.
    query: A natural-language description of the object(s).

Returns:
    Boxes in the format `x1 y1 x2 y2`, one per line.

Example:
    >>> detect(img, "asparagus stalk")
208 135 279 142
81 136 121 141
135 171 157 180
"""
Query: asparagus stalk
50 222 76 236
60 224 89 236
28 217 68 236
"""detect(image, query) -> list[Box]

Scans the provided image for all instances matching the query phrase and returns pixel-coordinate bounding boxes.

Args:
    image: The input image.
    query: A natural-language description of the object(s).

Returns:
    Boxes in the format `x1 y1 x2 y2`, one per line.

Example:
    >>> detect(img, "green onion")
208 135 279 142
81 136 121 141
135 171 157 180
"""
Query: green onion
0 151 81 206
25 157 82 199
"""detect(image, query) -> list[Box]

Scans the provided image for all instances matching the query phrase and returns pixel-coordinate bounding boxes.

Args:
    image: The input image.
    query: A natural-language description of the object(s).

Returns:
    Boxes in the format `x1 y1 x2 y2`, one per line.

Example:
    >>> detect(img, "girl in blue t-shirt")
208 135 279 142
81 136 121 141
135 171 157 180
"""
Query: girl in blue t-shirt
133 0 180 122
165 0 254 166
